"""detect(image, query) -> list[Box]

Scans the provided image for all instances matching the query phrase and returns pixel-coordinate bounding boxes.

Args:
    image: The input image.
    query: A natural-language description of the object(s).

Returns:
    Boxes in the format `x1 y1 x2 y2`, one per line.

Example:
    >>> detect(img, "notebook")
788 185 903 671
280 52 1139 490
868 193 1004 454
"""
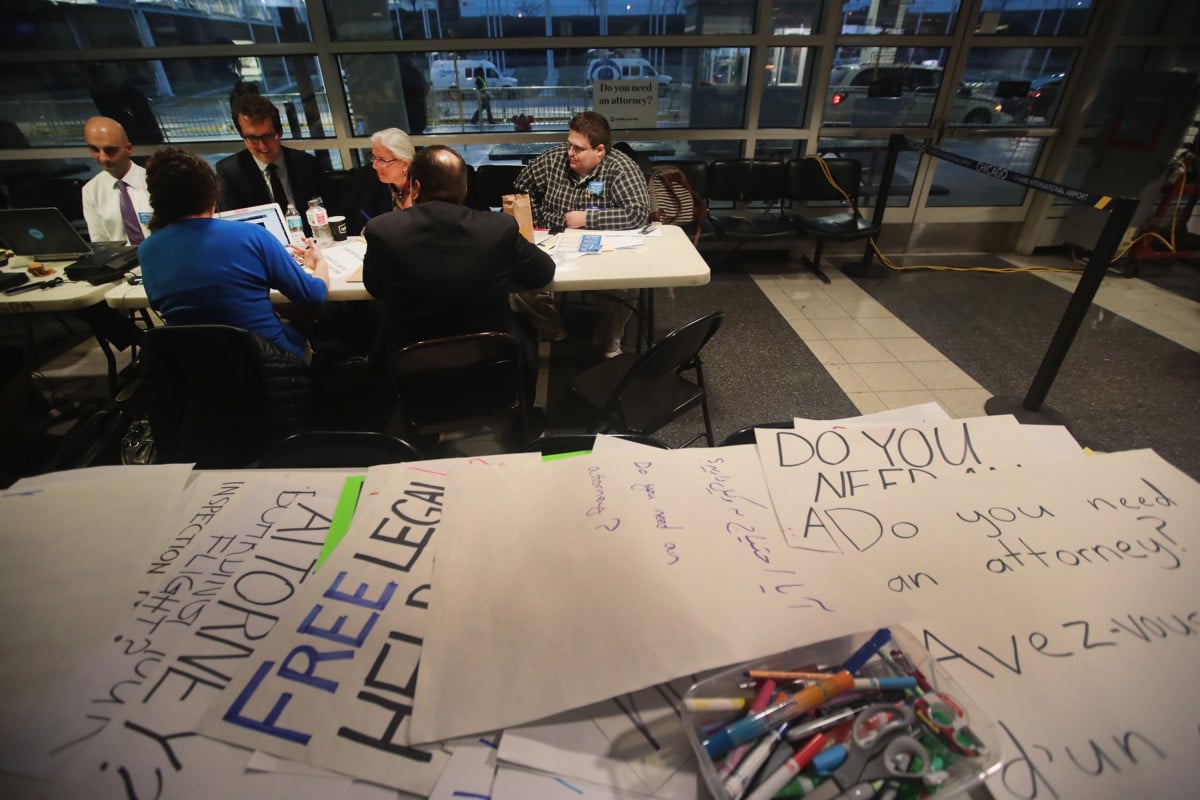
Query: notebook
0 207 105 260
217 203 291 247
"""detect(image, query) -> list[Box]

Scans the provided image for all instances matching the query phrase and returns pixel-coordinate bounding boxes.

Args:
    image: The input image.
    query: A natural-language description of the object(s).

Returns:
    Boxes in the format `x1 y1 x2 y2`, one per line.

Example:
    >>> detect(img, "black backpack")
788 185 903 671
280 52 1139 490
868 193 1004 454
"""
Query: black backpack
647 166 708 244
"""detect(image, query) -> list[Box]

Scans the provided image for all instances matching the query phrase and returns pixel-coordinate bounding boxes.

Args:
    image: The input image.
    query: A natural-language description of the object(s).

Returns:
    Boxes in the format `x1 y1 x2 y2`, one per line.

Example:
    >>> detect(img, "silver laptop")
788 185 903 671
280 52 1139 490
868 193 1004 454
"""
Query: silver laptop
0 207 98 260
217 202 291 247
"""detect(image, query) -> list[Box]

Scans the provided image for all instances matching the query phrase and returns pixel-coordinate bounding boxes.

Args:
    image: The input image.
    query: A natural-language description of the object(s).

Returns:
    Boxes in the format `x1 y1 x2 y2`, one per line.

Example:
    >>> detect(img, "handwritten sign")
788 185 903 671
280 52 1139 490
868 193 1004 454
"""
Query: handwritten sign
798 449 1200 797
593 79 657 128
756 415 1070 552
409 446 879 744
199 460 532 796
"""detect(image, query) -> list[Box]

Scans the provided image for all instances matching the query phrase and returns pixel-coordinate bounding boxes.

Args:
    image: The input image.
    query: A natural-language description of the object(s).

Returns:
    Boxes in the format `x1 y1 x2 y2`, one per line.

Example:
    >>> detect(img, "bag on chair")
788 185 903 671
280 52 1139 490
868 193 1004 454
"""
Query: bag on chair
647 166 709 243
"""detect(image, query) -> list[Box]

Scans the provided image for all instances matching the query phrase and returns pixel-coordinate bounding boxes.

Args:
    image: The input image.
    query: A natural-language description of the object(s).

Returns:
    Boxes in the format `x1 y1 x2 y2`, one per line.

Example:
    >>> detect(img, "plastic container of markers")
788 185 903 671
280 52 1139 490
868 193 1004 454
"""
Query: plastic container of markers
681 626 1001 800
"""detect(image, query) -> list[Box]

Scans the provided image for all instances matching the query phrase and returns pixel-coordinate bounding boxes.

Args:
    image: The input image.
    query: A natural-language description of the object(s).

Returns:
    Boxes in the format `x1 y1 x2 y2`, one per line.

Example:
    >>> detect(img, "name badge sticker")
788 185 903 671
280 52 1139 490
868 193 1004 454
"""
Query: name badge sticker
587 180 604 195
137 212 152 225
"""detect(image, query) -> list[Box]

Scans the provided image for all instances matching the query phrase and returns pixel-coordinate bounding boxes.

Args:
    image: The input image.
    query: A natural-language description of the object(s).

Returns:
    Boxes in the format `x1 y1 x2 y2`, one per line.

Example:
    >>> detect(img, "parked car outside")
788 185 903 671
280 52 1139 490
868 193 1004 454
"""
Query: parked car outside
1022 73 1066 123
823 63 1010 127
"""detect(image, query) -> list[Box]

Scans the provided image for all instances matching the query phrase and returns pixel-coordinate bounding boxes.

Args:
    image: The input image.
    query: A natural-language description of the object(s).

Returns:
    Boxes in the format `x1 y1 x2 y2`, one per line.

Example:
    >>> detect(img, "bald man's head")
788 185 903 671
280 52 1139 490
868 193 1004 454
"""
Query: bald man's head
409 145 468 205
84 116 134 180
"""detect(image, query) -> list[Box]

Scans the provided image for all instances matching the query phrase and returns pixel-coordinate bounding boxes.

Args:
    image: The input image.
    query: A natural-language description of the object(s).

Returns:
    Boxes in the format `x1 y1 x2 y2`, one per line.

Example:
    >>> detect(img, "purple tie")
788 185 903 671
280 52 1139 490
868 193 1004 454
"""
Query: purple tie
116 180 145 245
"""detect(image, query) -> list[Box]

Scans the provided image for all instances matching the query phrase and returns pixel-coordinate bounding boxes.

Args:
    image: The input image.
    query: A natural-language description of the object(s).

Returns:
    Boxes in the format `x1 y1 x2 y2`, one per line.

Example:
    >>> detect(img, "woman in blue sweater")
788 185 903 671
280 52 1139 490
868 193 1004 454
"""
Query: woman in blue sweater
139 147 329 360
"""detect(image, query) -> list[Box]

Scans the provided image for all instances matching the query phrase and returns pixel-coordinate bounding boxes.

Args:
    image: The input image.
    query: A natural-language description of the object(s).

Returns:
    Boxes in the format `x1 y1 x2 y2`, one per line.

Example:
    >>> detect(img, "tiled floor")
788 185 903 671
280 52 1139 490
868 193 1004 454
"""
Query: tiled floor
749 252 1200 421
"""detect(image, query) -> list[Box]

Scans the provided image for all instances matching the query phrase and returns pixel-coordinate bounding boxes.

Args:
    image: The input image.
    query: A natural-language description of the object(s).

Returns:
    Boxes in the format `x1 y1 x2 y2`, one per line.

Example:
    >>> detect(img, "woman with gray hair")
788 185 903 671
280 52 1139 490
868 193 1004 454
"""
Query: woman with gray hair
370 127 416 211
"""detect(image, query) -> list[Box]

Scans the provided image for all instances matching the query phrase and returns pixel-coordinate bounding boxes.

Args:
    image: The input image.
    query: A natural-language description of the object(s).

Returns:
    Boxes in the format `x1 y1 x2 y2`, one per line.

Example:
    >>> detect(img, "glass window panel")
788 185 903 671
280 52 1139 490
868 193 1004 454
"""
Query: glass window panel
841 0 961 35
759 46 814 127
1121 0 1171 35
0 57 331 148
770 0 824 33
962 47 1077 125
817 137 918 206
821 48 1008 128
1085 48 1153 128
341 48 748 137
926 137 1045 207
2 0 311 50
324 0 749 42
976 0 1093 37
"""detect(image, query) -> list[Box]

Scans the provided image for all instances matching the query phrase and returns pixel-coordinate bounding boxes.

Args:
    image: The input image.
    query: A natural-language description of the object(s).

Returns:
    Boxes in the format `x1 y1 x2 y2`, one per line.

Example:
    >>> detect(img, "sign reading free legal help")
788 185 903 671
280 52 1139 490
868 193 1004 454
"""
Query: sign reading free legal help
593 79 657 128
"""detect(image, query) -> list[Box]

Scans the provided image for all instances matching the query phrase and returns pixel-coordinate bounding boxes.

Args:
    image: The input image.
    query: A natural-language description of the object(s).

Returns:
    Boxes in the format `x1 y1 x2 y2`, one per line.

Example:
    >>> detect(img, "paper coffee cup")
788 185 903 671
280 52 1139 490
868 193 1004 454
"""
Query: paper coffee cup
328 215 348 241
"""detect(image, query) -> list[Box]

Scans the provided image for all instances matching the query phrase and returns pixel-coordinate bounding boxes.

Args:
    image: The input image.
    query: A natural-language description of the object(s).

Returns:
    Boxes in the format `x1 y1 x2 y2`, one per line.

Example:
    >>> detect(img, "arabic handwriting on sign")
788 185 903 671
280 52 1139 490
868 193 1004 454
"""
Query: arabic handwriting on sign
760 568 834 612
634 461 653 475
664 542 679 565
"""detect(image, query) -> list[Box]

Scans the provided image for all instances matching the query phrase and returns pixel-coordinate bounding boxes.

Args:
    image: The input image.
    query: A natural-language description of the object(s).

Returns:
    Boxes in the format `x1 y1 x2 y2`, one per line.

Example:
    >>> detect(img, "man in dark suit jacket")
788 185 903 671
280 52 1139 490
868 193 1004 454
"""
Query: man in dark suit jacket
362 145 555 397
216 93 324 233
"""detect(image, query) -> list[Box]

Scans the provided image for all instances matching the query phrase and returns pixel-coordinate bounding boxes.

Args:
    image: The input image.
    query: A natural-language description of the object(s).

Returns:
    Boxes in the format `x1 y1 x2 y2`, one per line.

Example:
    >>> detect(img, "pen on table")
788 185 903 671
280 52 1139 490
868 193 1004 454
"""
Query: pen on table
684 696 750 712
702 671 854 759
840 627 892 675
723 720 790 800
717 680 778 779
747 669 838 683
744 732 829 800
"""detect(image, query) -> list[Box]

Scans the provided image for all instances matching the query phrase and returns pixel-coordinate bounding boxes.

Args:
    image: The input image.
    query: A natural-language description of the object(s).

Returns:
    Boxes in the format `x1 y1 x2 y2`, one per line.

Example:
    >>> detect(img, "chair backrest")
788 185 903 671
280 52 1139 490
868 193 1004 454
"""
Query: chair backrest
390 331 527 440
261 430 421 467
602 312 723 413
718 421 794 447
138 324 313 468
707 159 786 203
522 433 671 455
647 163 710 226
473 163 525 209
787 157 864 205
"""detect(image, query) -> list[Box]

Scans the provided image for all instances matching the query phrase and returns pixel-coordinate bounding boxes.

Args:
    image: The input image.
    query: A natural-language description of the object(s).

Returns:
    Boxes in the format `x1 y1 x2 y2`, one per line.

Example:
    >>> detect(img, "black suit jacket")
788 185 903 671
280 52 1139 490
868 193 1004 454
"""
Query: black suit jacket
362 201 555 350
216 148 325 232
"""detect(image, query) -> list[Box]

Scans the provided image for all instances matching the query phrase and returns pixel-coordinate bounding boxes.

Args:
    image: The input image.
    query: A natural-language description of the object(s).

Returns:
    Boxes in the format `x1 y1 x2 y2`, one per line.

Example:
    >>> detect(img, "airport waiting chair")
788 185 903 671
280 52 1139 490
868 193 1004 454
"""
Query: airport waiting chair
568 311 723 447
126 324 314 468
786 157 880 284
522 433 671 456
705 159 795 248
718 421 795 447
388 331 533 453
260 430 422 468
472 164 524 209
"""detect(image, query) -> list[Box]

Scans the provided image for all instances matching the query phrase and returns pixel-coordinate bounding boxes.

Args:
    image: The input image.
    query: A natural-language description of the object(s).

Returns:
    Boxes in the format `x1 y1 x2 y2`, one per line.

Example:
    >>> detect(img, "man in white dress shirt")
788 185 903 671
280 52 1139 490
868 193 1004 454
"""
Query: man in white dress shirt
80 116 151 245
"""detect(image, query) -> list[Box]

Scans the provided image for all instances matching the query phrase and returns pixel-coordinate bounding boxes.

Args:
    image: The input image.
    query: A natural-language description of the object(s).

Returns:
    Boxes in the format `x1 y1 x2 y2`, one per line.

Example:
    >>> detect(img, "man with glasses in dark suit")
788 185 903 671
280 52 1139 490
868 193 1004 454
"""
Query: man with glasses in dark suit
216 93 325 234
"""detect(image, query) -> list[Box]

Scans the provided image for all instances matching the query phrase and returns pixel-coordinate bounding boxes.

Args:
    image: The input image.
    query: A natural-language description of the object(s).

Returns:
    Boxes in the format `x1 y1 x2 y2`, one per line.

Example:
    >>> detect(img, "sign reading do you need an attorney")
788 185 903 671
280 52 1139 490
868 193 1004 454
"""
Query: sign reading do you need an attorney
593 79 657 128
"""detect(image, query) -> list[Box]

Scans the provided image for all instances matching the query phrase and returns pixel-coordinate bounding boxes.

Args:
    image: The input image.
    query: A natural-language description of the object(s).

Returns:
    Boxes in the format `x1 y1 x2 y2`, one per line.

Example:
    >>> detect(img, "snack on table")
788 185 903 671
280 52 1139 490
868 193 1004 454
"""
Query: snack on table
28 262 56 277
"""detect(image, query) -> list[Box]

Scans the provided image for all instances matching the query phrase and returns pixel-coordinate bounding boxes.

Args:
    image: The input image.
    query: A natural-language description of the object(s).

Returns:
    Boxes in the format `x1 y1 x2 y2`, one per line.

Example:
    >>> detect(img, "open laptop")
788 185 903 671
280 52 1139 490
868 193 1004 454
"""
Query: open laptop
217 202 291 247
0 207 138 261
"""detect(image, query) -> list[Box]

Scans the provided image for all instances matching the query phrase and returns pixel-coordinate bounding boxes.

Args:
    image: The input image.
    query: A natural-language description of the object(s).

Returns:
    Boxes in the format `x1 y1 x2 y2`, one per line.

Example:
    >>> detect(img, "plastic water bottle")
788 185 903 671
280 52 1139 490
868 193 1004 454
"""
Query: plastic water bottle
306 197 334 246
284 203 305 246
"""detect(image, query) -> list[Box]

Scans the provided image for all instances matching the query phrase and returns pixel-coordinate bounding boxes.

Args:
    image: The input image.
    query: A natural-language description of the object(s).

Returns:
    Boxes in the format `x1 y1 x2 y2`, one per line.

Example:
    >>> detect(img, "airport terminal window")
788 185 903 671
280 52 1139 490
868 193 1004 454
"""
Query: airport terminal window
925 137 1045 207
758 46 814 128
961 47 1077 126
770 0 825 34
821 48 1009 129
840 0 961 36
3 0 312 50
341 47 748 137
1 57 332 148
816 137 918 207
324 0 751 42
975 0 1093 37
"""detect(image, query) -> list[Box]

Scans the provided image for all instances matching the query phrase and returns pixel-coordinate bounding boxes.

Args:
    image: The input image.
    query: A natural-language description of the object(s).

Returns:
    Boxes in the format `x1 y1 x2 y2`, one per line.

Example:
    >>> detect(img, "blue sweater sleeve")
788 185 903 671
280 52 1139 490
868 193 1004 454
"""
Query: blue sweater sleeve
259 233 328 307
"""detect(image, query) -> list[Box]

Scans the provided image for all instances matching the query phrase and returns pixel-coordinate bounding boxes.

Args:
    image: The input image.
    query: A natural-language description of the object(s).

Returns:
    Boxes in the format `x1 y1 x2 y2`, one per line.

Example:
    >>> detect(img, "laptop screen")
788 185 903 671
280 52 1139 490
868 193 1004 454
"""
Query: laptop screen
217 203 291 248
0 208 95 259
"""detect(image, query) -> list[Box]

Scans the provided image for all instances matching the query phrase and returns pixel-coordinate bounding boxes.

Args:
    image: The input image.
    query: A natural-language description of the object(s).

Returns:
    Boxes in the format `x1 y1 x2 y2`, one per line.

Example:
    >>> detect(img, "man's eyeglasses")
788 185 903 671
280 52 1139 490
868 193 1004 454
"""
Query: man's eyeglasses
566 143 594 154
242 132 280 145
370 155 401 166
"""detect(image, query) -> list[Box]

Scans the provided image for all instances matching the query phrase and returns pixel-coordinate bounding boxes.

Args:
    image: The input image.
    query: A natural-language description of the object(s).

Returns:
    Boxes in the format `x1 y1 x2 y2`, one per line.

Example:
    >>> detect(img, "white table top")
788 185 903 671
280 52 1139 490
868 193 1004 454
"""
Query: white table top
105 224 710 311
0 257 114 314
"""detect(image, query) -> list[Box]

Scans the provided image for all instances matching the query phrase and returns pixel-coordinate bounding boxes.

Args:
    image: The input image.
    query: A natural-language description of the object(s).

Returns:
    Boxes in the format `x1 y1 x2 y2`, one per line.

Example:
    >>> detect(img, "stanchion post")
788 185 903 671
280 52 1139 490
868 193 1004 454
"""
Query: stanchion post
985 195 1137 425
843 133 902 278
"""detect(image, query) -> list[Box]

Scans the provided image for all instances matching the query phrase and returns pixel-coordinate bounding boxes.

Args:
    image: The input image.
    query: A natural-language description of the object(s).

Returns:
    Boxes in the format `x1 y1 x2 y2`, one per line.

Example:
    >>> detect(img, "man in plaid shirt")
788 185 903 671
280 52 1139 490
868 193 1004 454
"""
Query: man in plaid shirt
514 111 650 357
514 111 649 231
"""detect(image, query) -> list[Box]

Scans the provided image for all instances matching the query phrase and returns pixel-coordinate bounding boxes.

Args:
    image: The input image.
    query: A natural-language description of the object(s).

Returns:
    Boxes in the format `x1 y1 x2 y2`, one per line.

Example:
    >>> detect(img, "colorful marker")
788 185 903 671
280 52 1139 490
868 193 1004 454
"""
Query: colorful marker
702 671 855 759
840 628 892 675
744 732 829 800
747 669 838 682
723 721 789 800
851 676 917 692
718 680 778 779
684 697 750 712
783 706 859 743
